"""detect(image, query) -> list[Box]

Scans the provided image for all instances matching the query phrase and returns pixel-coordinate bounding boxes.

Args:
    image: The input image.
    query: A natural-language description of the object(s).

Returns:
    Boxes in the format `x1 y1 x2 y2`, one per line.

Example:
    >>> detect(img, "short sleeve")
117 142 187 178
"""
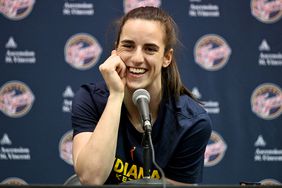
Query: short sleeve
71 83 108 137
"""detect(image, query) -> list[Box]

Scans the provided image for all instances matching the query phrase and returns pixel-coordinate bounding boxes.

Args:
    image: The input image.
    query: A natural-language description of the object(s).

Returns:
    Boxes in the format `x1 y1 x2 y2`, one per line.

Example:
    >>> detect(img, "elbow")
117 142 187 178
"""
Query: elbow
73 156 111 185
76 170 106 185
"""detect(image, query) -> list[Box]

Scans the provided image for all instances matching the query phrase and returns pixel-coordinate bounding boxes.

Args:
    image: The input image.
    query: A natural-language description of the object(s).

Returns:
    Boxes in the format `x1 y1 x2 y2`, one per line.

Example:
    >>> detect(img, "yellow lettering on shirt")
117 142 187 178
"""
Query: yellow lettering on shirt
126 164 137 179
151 169 161 179
114 158 123 173
138 167 144 179
123 162 129 176
113 157 160 182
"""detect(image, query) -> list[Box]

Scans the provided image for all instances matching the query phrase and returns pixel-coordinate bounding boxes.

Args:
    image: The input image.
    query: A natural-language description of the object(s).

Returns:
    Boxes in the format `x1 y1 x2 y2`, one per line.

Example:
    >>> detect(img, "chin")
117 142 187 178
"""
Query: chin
126 82 146 91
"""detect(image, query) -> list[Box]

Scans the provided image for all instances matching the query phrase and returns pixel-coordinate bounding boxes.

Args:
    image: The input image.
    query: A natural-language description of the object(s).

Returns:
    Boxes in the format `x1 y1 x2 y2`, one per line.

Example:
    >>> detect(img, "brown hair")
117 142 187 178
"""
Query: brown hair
115 6 196 100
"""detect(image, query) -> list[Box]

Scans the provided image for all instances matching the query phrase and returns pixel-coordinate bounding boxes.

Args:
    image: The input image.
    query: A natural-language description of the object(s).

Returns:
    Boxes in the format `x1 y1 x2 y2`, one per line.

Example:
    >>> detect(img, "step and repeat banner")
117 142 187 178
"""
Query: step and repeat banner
0 0 281 186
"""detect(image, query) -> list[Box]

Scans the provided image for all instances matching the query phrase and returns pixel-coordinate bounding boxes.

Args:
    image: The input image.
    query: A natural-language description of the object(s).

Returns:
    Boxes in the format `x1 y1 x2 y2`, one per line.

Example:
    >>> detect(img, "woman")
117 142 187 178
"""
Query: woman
71 6 212 185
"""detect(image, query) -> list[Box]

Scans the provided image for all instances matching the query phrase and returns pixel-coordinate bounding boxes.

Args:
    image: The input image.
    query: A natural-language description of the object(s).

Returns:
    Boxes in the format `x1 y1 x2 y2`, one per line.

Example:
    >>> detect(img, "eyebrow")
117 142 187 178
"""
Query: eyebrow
120 40 134 44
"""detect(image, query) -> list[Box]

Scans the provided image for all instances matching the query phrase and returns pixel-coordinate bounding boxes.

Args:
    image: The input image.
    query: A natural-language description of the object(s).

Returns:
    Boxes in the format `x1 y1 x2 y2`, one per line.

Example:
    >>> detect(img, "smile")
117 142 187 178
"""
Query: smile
128 67 146 74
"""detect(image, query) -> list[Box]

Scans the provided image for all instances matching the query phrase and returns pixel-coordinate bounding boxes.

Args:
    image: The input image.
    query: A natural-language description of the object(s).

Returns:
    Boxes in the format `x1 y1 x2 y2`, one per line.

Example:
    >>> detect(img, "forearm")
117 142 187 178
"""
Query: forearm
74 94 123 185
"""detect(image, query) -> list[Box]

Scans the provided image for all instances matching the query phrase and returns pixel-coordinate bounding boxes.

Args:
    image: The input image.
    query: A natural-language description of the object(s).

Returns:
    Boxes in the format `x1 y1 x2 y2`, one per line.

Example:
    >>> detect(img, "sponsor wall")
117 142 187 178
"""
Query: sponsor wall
0 0 282 185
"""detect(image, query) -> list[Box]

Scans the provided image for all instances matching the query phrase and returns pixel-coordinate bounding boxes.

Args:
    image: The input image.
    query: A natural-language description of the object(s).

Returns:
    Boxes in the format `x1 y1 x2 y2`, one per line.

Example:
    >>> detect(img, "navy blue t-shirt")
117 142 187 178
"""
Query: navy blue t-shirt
72 82 212 184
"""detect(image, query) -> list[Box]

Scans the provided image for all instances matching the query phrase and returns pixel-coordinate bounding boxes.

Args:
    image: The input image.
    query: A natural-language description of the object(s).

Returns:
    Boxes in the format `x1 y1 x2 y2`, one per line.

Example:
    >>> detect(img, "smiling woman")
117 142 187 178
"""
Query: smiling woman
117 19 171 93
71 6 212 185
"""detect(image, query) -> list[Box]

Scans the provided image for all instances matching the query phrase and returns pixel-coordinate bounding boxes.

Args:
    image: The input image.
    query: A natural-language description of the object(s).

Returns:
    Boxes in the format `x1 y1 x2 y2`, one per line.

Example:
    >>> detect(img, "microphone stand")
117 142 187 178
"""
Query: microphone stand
122 119 162 185
142 120 152 179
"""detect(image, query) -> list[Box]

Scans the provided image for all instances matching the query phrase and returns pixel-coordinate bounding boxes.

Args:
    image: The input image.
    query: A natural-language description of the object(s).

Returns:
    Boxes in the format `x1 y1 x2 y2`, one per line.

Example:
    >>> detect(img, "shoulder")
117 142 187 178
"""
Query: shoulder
175 94 207 118
76 81 108 98
72 81 109 112
74 81 108 101
171 94 212 133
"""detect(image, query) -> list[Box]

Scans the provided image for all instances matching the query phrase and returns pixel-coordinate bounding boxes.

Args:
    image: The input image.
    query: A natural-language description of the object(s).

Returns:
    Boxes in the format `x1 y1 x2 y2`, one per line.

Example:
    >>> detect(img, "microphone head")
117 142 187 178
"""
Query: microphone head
132 89 150 105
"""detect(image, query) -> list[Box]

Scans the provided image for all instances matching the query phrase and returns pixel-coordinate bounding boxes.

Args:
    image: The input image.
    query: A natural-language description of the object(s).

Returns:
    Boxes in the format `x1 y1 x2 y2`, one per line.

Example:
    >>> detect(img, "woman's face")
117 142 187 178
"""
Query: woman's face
117 19 172 93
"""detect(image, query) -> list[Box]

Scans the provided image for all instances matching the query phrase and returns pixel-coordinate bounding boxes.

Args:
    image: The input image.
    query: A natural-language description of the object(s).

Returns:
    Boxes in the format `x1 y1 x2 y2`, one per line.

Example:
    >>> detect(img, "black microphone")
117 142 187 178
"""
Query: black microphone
132 89 152 132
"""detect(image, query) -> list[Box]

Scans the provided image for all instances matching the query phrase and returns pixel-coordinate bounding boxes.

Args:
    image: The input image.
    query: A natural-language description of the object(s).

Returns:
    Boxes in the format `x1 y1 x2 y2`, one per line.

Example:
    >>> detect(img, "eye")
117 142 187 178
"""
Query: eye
123 44 134 49
120 42 135 50
145 47 158 53
144 44 159 54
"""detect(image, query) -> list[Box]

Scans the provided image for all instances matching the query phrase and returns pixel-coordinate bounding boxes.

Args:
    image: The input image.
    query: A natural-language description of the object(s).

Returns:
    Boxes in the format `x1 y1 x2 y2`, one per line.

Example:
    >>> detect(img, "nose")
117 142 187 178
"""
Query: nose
131 47 144 63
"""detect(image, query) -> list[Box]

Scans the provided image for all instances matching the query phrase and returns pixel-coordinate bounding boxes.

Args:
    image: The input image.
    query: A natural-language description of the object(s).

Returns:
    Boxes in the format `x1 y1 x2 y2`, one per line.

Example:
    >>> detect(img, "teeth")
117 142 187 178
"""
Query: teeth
129 67 146 74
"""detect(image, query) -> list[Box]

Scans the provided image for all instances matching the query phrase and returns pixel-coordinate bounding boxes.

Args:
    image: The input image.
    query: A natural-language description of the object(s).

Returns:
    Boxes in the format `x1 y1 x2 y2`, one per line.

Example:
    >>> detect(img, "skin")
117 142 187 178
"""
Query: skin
72 19 191 185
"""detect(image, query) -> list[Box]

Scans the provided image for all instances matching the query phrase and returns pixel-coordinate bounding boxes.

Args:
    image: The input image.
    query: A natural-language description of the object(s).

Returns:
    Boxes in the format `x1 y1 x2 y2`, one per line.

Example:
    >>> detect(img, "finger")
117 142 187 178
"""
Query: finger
111 50 117 55
117 62 126 78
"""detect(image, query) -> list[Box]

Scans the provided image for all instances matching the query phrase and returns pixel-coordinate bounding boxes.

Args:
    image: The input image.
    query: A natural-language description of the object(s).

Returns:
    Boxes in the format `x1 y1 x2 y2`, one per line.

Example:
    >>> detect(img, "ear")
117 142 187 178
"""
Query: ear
163 48 173 68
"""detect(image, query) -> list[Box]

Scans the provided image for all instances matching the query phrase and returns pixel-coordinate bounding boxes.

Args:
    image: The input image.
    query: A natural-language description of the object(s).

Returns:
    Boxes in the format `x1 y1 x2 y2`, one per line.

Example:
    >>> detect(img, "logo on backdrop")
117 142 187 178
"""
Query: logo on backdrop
123 0 161 13
62 86 74 113
0 0 35 20
254 135 266 147
194 34 231 71
251 83 282 120
5 36 36 64
0 133 31 161
258 39 282 66
0 81 35 118
64 33 102 70
59 130 73 165
192 87 220 114
62 1 94 16
204 131 227 167
188 0 220 17
254 134 282 162
1 177 28 185
251 0 282 24
260 179 281 185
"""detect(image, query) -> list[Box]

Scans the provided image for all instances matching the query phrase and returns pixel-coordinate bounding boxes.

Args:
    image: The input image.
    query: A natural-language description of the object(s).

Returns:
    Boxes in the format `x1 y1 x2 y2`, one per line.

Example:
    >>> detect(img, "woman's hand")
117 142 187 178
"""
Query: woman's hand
99 50 126 95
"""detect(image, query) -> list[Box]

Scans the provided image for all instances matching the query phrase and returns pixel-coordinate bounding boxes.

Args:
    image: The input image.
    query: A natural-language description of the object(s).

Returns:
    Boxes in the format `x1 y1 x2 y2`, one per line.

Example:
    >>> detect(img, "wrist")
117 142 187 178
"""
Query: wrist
108 92 124 103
